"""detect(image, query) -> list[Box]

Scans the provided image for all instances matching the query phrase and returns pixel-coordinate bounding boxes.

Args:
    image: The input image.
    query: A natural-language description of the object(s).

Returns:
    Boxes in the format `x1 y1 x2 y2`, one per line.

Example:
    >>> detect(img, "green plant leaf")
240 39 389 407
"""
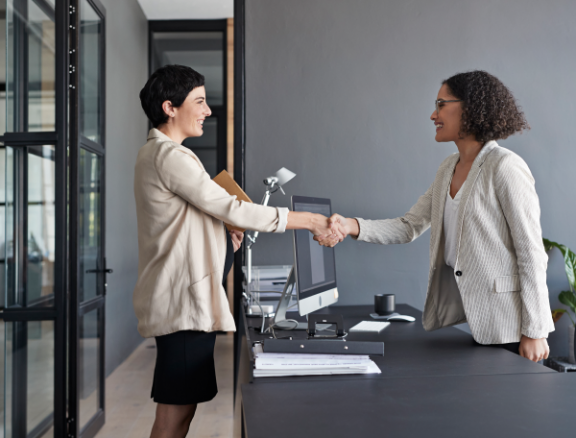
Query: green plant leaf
552 308 567 313
543 238 555 252
552 309 566 323
565 250 576 290
558 291 576 313
543 238 576 291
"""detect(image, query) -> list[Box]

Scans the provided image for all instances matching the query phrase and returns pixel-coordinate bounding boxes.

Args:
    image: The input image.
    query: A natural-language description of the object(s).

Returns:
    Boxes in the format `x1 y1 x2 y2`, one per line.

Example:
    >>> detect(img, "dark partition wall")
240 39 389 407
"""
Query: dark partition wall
233 0 245 400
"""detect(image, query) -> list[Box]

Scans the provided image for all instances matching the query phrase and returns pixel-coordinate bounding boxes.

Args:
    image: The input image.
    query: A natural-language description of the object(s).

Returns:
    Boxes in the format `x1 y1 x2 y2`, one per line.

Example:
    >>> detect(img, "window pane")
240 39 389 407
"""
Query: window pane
6 0 56 132
79 148 101 303
79 308 101 430
4 320 54 437
152 31 224 106
80 0 102 143
4 145 55 308
27 0 55 132
5 146 16 306
27 145 55 306
0 146 6 308
0 5 7 134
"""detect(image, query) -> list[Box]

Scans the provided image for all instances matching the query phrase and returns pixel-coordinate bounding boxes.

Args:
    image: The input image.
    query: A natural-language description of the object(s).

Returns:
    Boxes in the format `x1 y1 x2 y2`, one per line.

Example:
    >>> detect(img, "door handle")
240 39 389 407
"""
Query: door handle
85 268 113 274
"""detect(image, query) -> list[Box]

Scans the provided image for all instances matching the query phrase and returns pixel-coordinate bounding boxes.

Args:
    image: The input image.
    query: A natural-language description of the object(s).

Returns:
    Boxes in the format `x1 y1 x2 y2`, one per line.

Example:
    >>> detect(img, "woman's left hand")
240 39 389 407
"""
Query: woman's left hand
230 230 244 252
519 335 549 362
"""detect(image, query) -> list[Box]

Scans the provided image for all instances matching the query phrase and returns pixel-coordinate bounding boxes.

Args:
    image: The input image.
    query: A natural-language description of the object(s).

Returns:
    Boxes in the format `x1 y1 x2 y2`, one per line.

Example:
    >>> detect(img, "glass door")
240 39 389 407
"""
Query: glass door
0 1 106 436
68 1 107 437
1 0 68 437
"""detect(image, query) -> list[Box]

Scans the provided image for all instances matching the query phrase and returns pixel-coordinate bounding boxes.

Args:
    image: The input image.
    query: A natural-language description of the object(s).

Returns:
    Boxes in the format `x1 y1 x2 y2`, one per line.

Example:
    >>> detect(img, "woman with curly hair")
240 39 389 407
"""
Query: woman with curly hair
318 70 554 362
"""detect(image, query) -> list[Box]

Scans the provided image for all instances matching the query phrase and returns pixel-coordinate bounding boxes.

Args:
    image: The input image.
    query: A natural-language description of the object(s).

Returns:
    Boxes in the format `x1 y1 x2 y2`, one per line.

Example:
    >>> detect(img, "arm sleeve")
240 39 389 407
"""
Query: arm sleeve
495 155 554 339
156 145 287 233
354 182 434 245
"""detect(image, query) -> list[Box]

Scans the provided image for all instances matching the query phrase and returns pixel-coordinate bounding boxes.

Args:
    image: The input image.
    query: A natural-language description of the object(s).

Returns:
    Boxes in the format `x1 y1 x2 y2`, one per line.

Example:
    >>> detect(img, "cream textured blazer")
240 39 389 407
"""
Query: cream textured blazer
356 141 554 344
133 129 288 338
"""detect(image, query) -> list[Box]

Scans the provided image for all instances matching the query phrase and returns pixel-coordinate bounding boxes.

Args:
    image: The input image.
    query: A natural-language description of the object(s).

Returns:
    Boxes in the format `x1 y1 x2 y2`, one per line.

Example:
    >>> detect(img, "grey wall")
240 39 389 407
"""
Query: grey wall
100 0 149 376
245 0 576 355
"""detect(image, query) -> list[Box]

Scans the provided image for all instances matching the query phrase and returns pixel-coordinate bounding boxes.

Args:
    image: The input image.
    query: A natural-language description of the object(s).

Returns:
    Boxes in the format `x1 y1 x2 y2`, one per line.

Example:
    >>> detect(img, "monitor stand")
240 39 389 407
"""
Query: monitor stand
270 266 330 331
270 266 304 330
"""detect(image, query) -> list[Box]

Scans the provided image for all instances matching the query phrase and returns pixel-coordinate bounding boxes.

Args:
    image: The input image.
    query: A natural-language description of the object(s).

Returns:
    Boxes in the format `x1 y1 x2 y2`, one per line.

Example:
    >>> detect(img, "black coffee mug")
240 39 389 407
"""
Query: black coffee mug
375 294 395 316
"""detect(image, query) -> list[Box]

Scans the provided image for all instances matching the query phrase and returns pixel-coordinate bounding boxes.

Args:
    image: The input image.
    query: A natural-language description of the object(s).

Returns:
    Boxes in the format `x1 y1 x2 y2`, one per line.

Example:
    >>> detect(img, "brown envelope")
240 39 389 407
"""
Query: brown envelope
213 170 252 232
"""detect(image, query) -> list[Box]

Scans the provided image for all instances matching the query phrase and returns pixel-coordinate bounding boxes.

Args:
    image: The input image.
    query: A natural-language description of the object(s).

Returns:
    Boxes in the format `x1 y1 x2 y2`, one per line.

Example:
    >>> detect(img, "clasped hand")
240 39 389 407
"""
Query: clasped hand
313 214 350 247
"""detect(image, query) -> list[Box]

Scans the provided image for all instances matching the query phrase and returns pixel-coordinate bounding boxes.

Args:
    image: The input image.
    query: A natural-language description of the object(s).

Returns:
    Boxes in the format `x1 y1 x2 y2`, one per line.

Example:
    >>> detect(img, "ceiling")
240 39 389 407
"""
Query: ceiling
137 0 233 20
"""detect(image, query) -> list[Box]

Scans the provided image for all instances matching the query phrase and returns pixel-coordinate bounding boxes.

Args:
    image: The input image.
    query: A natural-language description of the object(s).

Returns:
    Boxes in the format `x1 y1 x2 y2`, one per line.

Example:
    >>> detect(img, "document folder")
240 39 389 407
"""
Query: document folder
212 170 253 232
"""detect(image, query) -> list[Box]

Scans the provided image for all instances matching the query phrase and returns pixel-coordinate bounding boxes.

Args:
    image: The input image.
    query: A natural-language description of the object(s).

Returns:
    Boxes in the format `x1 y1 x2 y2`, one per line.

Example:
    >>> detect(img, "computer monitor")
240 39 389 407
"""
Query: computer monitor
271 196 338 330
292 196 339 314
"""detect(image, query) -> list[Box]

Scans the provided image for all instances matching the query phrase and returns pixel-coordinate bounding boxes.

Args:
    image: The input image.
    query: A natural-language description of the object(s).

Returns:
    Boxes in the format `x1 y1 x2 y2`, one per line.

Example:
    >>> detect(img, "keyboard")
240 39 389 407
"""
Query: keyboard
349 321 390 333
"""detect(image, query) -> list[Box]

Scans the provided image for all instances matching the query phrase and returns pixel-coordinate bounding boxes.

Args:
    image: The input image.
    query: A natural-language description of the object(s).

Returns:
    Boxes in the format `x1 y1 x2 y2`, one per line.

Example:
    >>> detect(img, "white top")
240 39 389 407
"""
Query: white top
443 179 465 268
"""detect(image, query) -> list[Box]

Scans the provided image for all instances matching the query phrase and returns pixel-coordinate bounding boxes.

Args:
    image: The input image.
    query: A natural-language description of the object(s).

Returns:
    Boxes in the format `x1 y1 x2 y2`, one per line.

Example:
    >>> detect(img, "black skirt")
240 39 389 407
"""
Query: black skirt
151 231 234 405
151 330 218 405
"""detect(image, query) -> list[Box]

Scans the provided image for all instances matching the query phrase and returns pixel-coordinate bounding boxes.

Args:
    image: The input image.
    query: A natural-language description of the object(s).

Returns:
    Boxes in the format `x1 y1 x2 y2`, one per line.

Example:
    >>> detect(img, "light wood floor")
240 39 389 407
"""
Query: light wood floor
94 334 234 438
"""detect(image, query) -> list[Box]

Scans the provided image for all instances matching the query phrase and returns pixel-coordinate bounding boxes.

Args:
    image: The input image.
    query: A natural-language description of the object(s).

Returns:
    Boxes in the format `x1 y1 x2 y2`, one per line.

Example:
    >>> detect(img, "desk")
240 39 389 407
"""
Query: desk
237 304 576 437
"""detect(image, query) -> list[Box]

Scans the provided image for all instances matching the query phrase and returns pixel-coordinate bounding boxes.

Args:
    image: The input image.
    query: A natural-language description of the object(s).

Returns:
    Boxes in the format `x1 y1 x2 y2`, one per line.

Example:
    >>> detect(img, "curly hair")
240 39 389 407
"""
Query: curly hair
443 71 529 143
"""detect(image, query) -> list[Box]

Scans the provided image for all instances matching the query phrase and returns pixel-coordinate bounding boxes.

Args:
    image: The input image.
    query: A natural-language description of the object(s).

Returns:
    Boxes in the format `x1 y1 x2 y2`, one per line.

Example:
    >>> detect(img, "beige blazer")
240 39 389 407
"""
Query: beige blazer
356 141 554 344
133 129 288 337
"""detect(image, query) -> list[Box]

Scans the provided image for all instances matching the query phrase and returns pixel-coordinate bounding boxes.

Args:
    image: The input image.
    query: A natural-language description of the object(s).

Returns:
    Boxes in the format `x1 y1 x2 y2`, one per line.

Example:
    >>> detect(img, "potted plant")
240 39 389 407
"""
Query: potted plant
543 238 576 364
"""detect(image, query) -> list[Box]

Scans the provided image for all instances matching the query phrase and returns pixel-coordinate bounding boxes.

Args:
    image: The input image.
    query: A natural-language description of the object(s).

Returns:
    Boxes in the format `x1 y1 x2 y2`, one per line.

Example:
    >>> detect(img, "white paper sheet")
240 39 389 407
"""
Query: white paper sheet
252 344 382 377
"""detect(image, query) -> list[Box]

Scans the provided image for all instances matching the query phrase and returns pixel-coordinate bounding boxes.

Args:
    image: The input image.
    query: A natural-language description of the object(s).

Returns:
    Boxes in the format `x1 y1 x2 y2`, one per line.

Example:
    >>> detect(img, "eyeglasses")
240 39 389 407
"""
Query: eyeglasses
435 99 463 115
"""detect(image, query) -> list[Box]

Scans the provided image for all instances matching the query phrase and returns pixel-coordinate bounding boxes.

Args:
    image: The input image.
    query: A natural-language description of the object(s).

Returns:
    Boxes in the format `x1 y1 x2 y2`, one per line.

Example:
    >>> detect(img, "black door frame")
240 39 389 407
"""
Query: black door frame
233 0 246 401
68 0 108 437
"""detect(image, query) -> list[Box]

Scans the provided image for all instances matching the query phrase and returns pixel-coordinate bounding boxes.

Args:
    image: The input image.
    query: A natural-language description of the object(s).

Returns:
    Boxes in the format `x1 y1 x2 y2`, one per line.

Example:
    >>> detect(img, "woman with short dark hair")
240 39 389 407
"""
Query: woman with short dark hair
319 70 554 362
135 64 339 438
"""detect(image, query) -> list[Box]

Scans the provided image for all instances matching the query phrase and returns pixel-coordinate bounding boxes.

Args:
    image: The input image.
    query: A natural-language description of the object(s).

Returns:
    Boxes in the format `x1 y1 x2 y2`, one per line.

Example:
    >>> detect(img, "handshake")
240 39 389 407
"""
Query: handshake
312 214 359 247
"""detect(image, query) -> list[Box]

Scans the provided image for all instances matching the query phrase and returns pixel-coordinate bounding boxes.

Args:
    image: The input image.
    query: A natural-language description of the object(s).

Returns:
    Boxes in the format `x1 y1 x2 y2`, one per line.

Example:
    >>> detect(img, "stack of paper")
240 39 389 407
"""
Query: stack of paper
252 344 381 377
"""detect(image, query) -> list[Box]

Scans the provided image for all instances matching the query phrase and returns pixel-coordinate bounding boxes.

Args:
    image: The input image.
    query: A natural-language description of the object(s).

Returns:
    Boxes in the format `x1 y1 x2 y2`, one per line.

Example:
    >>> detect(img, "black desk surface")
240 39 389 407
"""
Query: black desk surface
240 304 576 437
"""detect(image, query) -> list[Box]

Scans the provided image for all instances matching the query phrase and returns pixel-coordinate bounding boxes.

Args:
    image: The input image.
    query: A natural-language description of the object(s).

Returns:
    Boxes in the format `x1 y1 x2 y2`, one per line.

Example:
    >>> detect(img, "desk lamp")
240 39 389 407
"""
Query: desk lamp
245 167 296 312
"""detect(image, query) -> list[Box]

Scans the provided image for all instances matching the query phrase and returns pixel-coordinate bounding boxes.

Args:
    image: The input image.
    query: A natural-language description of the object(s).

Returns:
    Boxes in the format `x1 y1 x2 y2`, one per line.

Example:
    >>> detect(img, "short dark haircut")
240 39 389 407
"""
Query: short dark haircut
139 65 205 127
443 70 529 143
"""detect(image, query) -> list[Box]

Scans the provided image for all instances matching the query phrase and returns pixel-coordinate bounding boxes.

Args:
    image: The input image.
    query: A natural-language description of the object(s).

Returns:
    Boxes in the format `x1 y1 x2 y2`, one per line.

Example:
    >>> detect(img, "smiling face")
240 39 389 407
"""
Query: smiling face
430 84 463 143
170 86 211 138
